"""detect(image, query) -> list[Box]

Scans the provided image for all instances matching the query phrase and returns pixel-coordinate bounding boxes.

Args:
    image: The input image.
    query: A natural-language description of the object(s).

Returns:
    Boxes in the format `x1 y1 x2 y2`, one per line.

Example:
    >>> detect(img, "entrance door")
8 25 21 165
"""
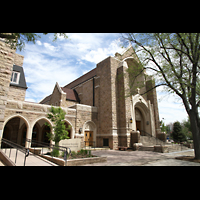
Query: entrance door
136 121 141 132
85 131 93 146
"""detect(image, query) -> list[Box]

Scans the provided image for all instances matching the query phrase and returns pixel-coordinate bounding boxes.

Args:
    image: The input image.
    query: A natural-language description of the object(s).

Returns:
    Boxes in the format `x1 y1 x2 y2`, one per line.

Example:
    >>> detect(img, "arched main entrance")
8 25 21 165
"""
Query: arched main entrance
135 107 145 135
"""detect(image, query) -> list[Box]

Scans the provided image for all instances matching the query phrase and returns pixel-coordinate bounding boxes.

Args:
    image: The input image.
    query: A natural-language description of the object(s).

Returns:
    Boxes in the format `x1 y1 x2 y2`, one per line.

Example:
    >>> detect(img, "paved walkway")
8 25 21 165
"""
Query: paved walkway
1 148 57 166
81 149 200 166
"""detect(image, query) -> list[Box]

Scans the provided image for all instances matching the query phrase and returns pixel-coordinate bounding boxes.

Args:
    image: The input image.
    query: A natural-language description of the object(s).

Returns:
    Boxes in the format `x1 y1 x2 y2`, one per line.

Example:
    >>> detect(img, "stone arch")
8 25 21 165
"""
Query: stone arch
83 121 97 146
2 114 31 147
3 114 30 133
31 116 53 130
64 119 75 139
30 116 54 146
131 94 150 133
123 57 147 96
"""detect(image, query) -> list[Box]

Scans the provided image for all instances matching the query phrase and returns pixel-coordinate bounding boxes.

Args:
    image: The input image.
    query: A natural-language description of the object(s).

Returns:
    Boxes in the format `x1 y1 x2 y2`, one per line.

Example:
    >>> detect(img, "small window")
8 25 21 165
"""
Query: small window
11 71 20 84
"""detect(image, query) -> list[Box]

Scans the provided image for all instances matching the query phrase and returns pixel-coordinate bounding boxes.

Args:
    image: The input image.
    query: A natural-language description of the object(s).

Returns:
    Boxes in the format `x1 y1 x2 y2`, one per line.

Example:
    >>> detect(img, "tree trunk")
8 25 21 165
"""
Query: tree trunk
189 111 200 159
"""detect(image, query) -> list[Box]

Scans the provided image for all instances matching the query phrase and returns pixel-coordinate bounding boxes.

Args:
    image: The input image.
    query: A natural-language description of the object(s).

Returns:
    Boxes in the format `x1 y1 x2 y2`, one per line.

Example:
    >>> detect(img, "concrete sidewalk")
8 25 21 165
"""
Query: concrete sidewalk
143 149 200 166
81 149 200 166
1 148 57 166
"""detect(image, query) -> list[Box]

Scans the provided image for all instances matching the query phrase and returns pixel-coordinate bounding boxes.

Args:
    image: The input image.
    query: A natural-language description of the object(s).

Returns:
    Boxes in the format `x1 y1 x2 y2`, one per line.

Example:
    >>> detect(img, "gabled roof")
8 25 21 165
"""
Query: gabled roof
61 87 80 102
63 68 96 89
39 85 80 104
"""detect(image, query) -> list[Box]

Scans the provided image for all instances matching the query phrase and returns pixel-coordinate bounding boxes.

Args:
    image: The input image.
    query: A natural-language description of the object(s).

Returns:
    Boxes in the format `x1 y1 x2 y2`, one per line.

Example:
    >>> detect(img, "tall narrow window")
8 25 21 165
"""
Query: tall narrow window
11 71 20 84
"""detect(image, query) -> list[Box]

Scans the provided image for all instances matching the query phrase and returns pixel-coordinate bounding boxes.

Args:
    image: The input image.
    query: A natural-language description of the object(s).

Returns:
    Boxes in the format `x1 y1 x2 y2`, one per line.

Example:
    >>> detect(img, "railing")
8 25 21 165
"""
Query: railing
84 141 96 149
1 138 30 166
25 139 71 163
0 138 71 166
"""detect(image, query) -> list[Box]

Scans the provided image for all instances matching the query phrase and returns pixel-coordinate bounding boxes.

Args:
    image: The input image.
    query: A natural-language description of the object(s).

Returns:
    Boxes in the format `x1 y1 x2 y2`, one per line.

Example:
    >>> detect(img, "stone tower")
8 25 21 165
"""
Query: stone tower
95 45 162 149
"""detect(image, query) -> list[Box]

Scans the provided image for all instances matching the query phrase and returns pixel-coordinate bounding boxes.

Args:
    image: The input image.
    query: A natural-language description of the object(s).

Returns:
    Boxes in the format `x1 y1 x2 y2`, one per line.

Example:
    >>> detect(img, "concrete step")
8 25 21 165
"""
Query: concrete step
139 146 154 151
140 136 162 146
83 147 110 151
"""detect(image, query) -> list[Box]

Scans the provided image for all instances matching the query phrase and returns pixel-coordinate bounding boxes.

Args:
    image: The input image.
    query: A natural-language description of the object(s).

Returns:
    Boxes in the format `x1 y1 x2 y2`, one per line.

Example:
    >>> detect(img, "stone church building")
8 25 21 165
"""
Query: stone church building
0 39 163 150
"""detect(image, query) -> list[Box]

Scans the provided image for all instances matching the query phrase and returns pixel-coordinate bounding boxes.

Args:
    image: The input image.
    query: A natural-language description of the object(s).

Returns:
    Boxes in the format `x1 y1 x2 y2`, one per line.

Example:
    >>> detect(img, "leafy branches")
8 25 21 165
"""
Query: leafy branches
0 33 68 51
46 106 70 145
122 33 200 158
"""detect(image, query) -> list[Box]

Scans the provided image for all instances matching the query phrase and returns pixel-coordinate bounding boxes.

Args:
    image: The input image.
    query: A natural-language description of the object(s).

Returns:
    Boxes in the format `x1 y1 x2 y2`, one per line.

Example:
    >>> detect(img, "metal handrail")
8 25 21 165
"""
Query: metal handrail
1 138 29 166
25 138 70 152
0 138 70 166
25 139 70 163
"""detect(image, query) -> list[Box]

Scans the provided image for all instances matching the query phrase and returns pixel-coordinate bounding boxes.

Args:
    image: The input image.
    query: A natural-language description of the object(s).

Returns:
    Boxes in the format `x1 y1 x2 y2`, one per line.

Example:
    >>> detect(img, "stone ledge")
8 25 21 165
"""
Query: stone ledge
41 154 107 166
67 156 107 166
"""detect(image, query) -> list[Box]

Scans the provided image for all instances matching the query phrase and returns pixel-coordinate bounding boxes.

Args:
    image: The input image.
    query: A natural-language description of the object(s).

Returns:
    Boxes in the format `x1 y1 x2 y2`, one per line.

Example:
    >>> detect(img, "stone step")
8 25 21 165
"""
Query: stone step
140 136 161 146
139 146 154 151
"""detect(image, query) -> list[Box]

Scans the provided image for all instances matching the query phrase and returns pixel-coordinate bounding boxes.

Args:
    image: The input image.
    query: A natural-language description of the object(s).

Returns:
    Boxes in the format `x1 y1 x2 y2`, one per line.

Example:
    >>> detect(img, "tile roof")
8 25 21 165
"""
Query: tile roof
40 68 96 104
63 68 96 89
61 87 80 102
39 94 51 104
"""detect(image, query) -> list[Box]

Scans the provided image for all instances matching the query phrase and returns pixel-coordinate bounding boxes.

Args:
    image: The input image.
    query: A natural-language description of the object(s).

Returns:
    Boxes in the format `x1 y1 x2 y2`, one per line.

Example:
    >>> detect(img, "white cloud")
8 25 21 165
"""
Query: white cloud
17 34 125 103
43 42 57 51
36 40 42 45
83 39 122 63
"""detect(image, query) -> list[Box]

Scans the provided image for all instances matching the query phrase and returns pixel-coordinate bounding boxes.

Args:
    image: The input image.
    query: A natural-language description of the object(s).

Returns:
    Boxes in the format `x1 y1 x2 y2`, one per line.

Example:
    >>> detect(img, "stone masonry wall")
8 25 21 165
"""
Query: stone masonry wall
73 78 94 106
146 78 161 135
7 86 26 101
0 40 16 137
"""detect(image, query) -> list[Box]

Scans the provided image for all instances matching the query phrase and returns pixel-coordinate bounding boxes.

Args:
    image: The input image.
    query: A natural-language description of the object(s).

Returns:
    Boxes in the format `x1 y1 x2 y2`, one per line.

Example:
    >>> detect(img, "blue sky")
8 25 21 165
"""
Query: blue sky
16 33 188 125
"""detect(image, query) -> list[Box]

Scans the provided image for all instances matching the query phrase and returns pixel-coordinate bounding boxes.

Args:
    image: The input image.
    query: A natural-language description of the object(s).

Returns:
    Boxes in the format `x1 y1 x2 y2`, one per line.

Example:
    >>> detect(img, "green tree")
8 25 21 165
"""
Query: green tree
122 33 200 159
182 117 193 140
160 120 166 132
46 106 70 157
172 121 186 142
0 33 68 51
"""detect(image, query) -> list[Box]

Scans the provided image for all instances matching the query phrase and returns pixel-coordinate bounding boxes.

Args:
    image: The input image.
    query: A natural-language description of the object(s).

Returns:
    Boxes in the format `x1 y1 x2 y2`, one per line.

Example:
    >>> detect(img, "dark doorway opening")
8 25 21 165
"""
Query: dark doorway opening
103 138 109 147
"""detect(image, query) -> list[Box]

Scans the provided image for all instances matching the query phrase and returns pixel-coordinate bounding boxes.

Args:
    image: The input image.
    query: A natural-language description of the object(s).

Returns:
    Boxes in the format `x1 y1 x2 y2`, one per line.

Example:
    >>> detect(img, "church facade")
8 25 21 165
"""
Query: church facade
0 39 163 150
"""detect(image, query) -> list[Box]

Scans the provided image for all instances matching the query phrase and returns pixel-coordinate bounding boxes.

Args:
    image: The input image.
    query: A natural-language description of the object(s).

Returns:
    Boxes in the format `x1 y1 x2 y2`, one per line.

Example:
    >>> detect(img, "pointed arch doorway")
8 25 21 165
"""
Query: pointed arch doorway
83 121 96 147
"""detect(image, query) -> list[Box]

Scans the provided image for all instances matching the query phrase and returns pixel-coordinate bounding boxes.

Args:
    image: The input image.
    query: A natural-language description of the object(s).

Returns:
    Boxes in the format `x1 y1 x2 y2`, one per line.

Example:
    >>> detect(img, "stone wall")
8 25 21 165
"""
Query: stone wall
7 86 26 101
14 53 24 67
74 78 94 106
0 40 16 138
146 78 161 135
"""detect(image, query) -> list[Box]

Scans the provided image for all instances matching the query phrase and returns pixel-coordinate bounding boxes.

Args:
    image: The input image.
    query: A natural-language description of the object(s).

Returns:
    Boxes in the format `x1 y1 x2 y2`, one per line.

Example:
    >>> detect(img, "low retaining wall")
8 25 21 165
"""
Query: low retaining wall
66 156 107 166
41 154 107 166
154 145 169 153
0 150 16 166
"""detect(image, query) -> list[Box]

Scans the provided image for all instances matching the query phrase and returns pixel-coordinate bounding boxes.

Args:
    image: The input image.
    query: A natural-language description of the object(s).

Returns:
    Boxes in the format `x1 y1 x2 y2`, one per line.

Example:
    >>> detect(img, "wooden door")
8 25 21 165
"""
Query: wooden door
85 131 93 146
136 121 141 132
